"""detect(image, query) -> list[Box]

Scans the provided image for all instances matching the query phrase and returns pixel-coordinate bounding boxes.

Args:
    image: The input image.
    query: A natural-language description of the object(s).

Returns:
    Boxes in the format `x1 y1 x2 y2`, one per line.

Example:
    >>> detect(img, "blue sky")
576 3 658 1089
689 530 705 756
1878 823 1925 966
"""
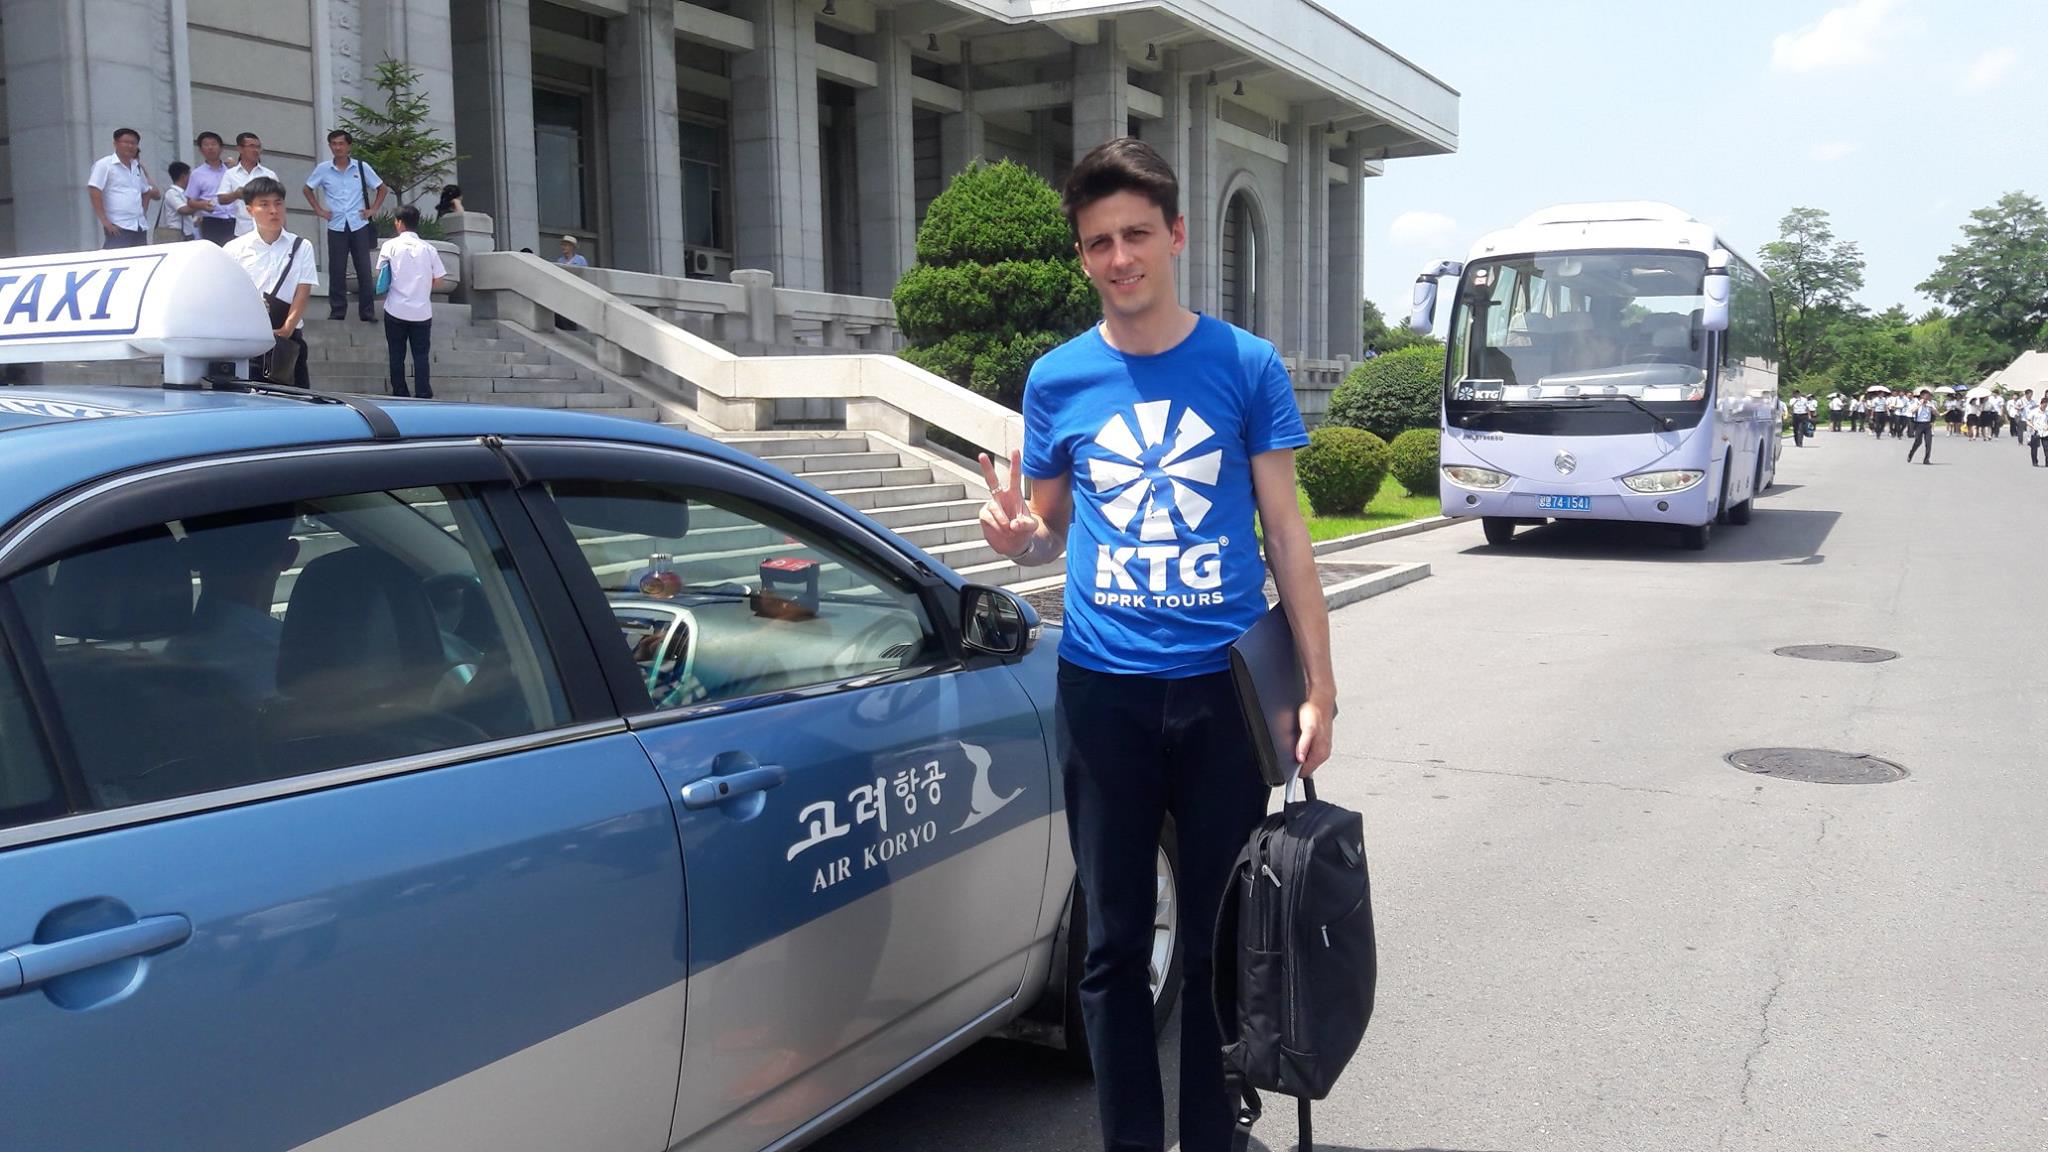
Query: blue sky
1326 0 2048 323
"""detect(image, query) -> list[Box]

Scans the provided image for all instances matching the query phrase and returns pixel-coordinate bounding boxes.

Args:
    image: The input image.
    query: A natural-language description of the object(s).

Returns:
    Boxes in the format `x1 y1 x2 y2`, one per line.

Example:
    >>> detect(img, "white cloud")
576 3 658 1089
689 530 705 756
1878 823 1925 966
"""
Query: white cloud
1964 47 2017 90
1771 0 1902 74
1812 140 1859 162
1388 210 1458 247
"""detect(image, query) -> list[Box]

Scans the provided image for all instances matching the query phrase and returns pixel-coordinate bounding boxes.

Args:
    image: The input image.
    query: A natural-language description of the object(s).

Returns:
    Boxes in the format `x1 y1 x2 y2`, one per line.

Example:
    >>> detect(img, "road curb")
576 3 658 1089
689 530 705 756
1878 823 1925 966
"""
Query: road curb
1321 560 1431 611
1310 514 1457 556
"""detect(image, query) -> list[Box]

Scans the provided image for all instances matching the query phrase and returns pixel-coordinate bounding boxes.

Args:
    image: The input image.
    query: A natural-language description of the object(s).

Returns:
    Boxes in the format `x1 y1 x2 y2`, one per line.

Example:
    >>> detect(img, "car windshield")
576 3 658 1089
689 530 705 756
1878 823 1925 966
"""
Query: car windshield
1448 251 1710 403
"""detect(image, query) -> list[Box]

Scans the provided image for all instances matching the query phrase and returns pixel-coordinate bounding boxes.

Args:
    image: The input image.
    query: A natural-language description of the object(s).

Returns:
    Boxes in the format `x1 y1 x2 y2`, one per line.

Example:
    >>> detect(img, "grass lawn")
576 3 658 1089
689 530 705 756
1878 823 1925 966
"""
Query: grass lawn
1298 481 1440 542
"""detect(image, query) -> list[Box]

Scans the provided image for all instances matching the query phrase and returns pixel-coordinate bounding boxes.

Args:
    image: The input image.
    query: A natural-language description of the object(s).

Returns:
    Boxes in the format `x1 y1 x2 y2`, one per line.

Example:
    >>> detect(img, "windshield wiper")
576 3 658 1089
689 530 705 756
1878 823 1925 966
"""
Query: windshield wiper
1612 393 1675 431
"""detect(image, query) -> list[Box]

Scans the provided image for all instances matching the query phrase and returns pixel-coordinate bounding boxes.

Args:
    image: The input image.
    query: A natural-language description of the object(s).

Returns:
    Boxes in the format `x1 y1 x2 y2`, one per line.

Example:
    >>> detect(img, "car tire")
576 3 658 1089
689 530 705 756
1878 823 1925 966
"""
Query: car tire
1061 818 1183 1073
1481 517 1516 547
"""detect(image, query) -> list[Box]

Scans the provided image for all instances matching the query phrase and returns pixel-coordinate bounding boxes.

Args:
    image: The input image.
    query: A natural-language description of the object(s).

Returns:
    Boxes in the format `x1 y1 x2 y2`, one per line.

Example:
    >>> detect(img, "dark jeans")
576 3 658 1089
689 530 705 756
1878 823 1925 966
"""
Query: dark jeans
1791 418 1807 446
328 223 378 319
2032 434 2046 467
384 315 432 398
102 227 146 249
1908 424 1933 462
1055 659 1270 1152
198 216 237 245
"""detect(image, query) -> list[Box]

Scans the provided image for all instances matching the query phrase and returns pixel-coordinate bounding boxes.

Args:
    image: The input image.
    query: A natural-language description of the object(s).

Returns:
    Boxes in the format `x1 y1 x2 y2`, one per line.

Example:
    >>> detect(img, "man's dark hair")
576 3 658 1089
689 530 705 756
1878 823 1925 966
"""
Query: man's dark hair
1062 137 1178 241
327 129 352 145
235 132 261 147
113 127 140 143
394 205 421 230
240 176 286 205
169 161 191 181
195 131 223 148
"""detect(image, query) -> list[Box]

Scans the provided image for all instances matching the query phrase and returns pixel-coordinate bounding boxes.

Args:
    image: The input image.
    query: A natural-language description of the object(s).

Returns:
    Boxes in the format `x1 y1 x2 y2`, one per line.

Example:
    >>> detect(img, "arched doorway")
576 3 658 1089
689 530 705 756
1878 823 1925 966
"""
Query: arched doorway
1220 188 1262 334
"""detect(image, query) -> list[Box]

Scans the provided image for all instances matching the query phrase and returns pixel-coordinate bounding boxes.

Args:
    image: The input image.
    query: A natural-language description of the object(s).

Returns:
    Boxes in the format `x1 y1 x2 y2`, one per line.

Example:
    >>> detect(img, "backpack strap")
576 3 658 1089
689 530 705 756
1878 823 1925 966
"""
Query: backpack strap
1298 1095 1313 1151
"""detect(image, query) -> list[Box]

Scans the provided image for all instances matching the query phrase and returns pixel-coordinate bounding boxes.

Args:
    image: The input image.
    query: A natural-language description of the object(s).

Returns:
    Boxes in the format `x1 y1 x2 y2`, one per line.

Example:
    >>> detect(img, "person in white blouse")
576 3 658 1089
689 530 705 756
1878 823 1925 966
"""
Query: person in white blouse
222 177 319 386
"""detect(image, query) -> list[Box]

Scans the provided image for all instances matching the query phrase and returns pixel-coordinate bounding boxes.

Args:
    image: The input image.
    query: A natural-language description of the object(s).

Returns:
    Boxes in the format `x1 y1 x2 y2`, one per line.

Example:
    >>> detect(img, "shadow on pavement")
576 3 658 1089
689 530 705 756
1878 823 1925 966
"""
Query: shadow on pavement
1460 507 1840 564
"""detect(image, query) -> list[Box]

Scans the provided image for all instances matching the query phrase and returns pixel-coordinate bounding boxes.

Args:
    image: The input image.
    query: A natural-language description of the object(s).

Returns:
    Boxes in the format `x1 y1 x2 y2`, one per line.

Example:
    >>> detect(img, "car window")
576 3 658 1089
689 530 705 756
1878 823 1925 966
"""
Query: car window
3 485 571 812
545 479 938 710
0 626 63 831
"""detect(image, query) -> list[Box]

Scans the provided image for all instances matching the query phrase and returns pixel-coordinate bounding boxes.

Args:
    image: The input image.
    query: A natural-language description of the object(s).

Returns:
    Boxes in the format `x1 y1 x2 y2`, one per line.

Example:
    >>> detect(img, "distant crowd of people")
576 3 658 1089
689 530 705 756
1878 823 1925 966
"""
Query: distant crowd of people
1783 388 2048 466
84 126 450 398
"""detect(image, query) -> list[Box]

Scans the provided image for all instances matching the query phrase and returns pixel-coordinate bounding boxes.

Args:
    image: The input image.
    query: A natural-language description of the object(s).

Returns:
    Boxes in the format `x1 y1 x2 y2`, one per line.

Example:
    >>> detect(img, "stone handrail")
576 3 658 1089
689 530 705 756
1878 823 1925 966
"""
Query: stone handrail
549 264 898 352
469 251 1022 459
1284 354 1352 426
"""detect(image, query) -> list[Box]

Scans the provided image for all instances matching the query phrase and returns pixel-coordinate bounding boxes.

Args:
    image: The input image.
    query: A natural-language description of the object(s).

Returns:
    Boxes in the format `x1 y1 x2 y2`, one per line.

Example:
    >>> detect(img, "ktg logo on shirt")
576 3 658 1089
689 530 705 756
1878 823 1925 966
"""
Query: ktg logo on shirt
1086 399 1228 611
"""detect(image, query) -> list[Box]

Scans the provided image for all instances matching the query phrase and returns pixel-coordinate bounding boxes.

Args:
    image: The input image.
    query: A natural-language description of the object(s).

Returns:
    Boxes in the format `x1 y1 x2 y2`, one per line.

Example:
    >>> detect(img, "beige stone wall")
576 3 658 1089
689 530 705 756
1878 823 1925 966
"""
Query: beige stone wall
186 0 325 243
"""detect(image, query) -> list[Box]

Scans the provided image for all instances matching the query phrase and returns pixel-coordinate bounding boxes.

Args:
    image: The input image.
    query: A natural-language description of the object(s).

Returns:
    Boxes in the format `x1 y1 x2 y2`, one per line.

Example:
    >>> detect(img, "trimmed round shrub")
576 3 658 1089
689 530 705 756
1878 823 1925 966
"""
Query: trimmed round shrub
1327 345 1445 440
1388 427 1440 498
893 160 1096 409
1297 426 1389 516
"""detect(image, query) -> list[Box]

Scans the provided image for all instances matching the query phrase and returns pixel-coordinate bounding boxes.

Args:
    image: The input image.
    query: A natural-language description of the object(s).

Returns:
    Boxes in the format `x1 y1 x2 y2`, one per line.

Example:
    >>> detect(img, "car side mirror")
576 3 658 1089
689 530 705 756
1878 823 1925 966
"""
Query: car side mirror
961 585 1037 658
1701 271 1732 333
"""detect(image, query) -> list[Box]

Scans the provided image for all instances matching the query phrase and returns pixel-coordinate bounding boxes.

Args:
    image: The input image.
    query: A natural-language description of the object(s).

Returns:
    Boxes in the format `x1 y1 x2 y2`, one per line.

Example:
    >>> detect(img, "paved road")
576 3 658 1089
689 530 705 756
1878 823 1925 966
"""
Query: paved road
814 425 2048 1152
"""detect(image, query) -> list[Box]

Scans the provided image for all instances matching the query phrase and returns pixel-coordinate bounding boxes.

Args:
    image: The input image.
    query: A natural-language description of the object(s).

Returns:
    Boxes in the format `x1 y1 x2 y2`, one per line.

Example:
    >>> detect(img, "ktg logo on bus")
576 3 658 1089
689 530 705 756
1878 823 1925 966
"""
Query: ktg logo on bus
1086 401 1227 611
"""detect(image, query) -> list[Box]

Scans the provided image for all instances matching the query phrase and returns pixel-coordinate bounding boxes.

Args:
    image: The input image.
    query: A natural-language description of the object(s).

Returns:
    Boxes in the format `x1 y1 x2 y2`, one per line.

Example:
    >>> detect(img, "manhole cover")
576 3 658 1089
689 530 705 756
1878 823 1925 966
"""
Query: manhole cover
1725 747 1908 785
1774 644 1898 663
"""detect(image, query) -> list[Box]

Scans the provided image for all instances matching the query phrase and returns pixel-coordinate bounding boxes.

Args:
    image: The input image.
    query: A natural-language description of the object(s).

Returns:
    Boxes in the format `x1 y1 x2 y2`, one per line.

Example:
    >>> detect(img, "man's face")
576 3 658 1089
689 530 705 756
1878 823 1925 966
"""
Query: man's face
247 193 286 234
114 133 140 162
238 138 263 168
1074 190 1184 322
559 240 575 259
329 136 351 165
200 137 222 164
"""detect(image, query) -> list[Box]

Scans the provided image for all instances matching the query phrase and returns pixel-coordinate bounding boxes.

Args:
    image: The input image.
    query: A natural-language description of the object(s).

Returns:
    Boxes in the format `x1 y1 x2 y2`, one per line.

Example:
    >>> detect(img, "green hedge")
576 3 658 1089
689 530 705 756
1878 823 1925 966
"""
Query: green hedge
1327 345 1445 440
892 160 1094 408
1388 427 1440 498
1297 426 1389 516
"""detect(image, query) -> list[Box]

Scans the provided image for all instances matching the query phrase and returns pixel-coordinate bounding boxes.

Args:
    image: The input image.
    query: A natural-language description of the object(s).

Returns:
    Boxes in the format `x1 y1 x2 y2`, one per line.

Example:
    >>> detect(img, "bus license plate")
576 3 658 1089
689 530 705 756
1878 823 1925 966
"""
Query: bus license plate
1536 495 1591 511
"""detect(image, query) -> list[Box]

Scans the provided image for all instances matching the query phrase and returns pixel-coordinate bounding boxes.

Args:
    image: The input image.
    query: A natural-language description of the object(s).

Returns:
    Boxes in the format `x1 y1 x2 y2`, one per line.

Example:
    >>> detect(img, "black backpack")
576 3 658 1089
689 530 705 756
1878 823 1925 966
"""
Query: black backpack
1212 777 1376 1150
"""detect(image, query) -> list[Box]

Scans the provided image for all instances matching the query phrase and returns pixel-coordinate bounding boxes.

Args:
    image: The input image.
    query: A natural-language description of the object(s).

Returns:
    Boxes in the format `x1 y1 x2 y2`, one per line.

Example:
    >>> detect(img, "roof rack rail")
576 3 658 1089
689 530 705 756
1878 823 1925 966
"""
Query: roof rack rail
198 374 400 441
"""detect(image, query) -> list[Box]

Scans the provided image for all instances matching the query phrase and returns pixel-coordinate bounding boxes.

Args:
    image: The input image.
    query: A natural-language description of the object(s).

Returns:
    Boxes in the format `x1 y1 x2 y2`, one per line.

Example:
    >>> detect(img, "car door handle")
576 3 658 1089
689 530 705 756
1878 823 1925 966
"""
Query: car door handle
680 764 787 810
1 914 192 997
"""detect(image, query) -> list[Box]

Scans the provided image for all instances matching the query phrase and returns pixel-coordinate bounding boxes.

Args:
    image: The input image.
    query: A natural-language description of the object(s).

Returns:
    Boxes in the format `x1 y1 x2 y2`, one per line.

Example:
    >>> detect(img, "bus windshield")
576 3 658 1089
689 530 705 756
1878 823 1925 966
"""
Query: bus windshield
1448 251 1711 404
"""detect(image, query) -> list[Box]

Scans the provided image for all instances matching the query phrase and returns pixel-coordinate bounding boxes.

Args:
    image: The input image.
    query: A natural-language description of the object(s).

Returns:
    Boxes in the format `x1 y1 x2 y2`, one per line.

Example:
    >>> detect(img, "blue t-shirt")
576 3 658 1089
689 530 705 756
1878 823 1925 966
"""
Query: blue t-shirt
1024 315 1309 677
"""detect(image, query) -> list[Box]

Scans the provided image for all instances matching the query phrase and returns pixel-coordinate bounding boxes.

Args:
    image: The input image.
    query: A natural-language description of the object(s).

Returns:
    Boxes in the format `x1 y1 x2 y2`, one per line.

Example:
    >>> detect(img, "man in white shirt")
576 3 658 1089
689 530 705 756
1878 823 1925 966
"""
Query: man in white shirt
1827 392 1845 432
1788 393 1811 447
223 177 319 386
1850 395 1865 433
216 133 279 238
160 162 201 242
2009 394 2027 442
86 127 158 249
1888 393 1907 439
1906 388 1936 464
375 206 448 398
303 129 389 322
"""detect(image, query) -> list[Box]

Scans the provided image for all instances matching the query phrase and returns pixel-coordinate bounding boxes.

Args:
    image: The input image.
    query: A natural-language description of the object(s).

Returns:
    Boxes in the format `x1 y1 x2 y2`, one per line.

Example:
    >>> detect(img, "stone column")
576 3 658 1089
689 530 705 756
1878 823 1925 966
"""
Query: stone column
4 0 169 253
939 45 983 184
731 0 823 291
1280 109 1312 360
450 0 539 255
855 10 914 298
364 0 459 207
606 0 685 275
1069 18 1124 163
1326 144 1366 362
1137 57 1187 304
1306 125 1330 358
1183 76 1219 318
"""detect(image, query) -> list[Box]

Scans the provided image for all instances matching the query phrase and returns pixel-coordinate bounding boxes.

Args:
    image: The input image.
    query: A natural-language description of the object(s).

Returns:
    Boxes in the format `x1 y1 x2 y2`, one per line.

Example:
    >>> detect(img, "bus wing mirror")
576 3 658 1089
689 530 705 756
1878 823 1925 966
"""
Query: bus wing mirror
1701 271 1732 333
1408 260 1463 333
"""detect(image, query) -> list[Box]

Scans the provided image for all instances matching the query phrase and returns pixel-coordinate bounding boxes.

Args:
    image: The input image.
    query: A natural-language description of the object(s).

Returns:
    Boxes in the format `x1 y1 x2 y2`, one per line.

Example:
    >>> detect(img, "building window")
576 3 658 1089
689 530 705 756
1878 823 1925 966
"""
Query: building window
679 119 726 251
1223 190 1261 334
535 88 591 234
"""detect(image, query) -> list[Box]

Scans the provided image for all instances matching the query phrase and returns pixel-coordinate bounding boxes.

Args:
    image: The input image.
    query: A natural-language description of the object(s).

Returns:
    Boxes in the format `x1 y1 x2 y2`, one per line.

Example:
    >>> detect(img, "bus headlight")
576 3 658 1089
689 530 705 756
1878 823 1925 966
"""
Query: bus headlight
1622 469 1705 494
1442 465 1510 490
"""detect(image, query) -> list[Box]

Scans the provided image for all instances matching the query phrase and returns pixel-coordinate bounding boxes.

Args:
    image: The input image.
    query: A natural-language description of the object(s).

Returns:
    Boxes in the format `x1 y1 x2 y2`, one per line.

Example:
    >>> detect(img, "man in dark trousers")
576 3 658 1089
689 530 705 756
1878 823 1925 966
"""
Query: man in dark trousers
975 137 1336 1152
303 129 387 321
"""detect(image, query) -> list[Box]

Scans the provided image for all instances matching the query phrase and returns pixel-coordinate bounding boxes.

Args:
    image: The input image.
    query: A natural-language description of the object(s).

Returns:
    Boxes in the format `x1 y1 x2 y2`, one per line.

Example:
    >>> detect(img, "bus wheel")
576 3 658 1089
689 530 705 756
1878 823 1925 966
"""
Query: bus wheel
1482 517 1516 546
1715 458 1733 526
1678 522 1711 551
1728 457 1759 525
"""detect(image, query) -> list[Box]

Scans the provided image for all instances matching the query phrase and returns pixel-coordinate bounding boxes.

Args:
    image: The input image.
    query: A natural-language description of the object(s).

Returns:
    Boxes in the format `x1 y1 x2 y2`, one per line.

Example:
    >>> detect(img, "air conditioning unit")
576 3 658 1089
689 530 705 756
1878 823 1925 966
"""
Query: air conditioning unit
686 247 732 279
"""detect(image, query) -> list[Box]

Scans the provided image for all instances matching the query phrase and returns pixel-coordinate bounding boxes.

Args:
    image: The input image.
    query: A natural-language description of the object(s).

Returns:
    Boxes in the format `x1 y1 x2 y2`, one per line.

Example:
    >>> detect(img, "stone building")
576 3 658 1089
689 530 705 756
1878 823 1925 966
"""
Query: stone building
0 0 1456 362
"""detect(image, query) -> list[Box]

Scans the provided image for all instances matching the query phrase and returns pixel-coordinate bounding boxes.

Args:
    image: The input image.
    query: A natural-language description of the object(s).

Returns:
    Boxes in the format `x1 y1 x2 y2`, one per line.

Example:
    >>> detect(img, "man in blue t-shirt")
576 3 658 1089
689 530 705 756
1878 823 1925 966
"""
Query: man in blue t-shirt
976 137 1337 1152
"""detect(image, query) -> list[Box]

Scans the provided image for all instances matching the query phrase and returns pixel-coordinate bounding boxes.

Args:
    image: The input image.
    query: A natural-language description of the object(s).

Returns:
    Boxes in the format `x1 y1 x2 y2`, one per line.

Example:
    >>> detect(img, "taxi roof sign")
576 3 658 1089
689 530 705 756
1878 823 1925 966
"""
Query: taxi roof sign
0 244 274 385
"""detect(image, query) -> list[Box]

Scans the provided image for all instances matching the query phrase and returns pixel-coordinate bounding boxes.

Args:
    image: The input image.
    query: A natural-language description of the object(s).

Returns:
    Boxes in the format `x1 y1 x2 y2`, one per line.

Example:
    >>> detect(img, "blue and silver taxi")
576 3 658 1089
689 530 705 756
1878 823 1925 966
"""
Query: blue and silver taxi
0 246 1184 1151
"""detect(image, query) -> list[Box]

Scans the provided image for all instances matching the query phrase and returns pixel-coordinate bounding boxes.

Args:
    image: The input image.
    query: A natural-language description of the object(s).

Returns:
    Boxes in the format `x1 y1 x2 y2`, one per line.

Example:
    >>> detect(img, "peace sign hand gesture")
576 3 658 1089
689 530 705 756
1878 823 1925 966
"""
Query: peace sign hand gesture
978 449 1040 559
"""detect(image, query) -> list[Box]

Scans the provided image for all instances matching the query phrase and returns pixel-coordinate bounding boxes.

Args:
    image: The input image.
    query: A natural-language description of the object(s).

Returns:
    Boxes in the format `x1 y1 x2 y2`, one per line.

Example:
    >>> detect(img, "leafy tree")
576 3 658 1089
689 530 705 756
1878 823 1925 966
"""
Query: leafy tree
1760 207 1866 382
1361 298 1442 355
1917 191 2048 353
893 160 1096 408
338 58 459 218
1326 345 1443 439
